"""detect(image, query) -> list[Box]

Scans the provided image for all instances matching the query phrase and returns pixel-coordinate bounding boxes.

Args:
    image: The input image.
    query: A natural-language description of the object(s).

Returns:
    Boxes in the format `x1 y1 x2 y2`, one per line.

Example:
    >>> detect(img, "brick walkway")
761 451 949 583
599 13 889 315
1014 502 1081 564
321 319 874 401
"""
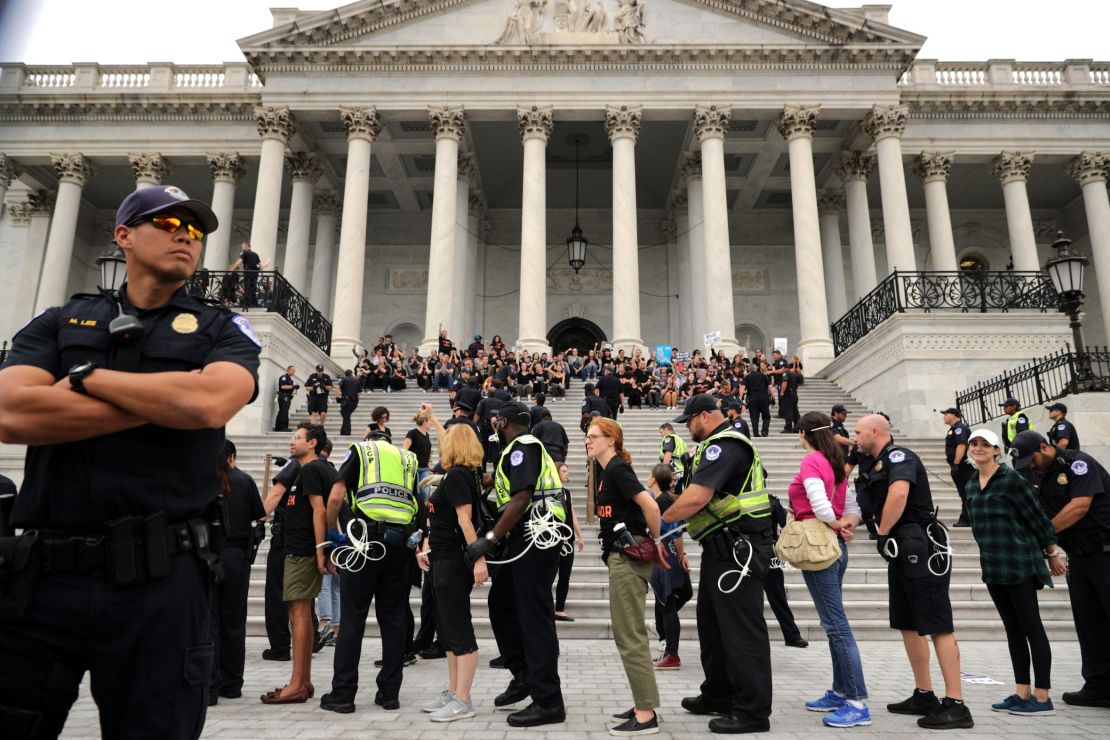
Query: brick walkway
59 636 1108 739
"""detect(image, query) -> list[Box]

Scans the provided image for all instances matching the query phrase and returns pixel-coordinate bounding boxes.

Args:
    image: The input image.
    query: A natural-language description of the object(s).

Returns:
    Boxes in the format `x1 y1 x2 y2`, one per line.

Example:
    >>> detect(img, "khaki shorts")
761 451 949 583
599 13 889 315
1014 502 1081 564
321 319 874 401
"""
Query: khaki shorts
283 554 323 602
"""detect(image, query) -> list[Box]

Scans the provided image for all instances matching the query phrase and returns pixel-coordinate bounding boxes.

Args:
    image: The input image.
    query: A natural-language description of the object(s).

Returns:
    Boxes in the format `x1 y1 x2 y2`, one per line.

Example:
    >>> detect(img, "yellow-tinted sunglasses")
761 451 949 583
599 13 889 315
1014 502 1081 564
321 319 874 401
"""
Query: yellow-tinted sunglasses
145 215 205 241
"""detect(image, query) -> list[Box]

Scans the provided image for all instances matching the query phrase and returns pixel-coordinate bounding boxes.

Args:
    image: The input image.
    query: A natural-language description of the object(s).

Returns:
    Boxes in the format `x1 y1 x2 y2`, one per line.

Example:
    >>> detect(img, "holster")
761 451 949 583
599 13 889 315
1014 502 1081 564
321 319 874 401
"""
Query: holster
1060 529 1110 558
893 522 931 579
249 521 266 565
0 532 42 622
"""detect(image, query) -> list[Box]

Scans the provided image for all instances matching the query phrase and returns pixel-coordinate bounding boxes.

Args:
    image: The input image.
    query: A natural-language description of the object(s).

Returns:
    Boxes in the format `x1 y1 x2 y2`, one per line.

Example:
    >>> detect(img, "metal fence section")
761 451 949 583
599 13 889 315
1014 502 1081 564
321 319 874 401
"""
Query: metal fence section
831 270 1059 355
955 346 1110 426
186 270 332 353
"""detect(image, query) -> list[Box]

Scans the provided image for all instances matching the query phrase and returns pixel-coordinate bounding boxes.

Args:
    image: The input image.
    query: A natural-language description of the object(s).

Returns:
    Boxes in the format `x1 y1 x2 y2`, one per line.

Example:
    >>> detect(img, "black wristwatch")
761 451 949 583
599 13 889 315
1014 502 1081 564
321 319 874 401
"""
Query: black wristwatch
68 361 98 394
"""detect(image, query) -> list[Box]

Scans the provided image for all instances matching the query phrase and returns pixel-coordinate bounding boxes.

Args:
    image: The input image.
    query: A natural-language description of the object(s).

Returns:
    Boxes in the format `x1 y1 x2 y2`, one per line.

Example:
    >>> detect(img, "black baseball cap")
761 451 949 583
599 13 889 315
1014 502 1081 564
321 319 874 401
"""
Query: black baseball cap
496 400 531 427
1000 397 1021 408
940 407 962 416
584 382 595 392
315 363 324 371
674 393 719 423
1008 430 1046 470
115 185 218 233
455 400 475 413
723 397 743 412
368 428 392 442
831 403 848 414
1045 402 1068 413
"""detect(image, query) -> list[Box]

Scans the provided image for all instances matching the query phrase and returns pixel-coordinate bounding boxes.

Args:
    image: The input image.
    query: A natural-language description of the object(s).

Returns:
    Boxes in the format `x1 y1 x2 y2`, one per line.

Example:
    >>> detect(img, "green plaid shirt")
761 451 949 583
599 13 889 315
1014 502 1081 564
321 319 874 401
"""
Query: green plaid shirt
965 464 1057 587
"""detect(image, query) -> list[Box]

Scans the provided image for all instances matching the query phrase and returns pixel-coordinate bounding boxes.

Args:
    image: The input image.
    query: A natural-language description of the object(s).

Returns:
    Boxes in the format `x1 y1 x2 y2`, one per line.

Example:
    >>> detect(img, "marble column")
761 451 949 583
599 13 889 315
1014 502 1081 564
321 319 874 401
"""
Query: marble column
693 105 738 353
309 189 340 317
421 105 465 355
837 151 878 299
662 219 681 348
864 105 917 272
817 190 849 321
331 106 380 361
451 153 476 342
17 192 54 319
681 153 708 344
671 191 693 351
248 106 295 268
606 104 645 351
516 105 553 354
913 152 958 271
204 153 247 271
991 151 1040 272
777 105 833 369
128 153 171 190
0 155 18 221
1066 152 1110 343
36 155 93 313
464 193 484 337
282 151 321 292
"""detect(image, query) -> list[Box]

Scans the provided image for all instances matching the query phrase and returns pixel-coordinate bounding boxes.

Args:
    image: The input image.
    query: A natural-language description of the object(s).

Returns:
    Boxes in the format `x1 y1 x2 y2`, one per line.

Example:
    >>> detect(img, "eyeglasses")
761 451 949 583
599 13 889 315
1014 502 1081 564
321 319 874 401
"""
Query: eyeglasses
137 215 205 241
585 434 607 441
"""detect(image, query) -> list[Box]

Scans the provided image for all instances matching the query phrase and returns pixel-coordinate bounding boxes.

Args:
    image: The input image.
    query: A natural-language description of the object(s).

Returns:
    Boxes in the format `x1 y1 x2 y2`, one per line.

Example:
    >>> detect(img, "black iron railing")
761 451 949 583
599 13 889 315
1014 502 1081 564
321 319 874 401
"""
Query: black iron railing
955 346 1110 426
186 270 332 353
0 340 8 366
831 270 1059 355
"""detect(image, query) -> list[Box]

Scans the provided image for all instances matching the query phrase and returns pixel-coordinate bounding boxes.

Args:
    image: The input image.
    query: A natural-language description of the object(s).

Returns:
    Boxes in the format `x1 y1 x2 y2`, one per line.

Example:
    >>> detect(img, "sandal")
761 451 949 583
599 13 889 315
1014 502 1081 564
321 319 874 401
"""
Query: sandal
260 685 312 704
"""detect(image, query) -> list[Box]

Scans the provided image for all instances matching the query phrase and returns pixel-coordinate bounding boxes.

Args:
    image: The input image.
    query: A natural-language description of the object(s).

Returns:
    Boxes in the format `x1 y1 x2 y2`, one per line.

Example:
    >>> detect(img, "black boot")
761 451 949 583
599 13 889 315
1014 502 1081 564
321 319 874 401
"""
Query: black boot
494 676 530 707
707 715 770 733
681 694 730 715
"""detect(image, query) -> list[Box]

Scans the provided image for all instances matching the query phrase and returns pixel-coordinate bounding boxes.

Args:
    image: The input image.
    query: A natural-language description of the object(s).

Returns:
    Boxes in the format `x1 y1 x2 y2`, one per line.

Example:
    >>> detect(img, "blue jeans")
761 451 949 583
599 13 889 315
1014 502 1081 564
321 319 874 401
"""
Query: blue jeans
801 544 868 700
319 573 341 625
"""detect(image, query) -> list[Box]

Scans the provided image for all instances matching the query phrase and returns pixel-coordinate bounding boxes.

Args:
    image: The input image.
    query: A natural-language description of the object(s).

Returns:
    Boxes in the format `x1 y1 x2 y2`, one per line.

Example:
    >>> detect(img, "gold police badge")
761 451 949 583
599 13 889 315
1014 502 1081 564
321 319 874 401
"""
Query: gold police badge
874 460 883 472
172 313 198 334
1057 473 1068 485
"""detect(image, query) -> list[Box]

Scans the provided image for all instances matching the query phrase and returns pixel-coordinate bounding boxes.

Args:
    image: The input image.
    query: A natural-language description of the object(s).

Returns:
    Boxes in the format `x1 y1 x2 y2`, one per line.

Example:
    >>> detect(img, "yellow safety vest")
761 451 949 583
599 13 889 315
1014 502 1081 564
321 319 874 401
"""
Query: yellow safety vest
1006 411 1034 446
347 440 419 525
686 427 770 541
494 434 566 521
659 433 688 477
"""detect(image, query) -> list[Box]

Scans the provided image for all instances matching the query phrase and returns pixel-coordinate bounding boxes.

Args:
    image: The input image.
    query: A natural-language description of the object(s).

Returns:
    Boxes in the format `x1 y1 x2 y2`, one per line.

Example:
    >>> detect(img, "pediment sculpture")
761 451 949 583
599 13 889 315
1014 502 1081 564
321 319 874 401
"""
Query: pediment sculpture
497 0 644 44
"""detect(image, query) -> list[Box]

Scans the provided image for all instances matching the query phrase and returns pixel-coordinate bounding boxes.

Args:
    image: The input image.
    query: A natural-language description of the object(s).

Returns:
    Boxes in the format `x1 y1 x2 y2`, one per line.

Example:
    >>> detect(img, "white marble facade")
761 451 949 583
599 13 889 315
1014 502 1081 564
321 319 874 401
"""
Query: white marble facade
1 0 1109 374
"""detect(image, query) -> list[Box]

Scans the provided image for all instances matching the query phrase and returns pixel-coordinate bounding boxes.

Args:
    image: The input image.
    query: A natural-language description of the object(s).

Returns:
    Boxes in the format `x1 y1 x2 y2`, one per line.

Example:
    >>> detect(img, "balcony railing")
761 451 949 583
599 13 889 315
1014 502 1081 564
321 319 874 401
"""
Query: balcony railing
186 270 331 354
831 271 1059 356
955 347 1110 426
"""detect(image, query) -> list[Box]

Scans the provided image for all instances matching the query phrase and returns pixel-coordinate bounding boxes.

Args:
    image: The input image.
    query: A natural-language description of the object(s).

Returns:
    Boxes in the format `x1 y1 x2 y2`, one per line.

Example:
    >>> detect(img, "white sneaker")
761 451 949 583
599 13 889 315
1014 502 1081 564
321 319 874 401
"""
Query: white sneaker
430 697 476 722
421 689 454 713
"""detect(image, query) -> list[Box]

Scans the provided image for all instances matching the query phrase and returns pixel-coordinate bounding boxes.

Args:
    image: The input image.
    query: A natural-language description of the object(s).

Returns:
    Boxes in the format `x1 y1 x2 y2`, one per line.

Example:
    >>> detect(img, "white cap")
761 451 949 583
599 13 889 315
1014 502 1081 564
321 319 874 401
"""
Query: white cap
969 428 1000 448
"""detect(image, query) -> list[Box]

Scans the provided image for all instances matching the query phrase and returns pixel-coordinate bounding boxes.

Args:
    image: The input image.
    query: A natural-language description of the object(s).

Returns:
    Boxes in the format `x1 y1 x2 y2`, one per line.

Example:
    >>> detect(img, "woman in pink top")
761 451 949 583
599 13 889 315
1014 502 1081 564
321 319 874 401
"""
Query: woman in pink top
787 411 871 728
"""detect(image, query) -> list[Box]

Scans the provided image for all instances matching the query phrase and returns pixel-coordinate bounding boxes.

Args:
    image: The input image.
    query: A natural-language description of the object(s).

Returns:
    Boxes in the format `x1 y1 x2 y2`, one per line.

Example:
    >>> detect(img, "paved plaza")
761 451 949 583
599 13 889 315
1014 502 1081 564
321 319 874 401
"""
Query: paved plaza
58 636 1108 739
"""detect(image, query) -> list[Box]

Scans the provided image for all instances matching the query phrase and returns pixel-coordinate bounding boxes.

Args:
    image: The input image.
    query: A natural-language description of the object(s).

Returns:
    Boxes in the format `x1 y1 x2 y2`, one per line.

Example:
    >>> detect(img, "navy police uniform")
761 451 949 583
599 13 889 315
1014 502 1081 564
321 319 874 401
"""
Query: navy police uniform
337 374 361 436
0 285 260 739
306 371 332 415
1048 418 1081 451
274 373 297 432
778 371 799 432
944 420 973 524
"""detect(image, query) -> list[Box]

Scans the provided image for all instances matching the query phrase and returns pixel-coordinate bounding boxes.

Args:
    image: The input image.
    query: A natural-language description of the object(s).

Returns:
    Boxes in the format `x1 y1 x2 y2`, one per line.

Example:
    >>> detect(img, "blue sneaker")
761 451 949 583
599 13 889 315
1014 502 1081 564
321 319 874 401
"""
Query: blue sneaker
823 703 872 728
806 690 845 713
1009 696 1055 716
991 694 1025 712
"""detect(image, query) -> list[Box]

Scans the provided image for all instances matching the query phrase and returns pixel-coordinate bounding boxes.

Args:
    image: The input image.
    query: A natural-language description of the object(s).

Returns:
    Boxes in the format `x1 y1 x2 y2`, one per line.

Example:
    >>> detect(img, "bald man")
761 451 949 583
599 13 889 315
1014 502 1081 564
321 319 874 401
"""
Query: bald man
853 414 973 730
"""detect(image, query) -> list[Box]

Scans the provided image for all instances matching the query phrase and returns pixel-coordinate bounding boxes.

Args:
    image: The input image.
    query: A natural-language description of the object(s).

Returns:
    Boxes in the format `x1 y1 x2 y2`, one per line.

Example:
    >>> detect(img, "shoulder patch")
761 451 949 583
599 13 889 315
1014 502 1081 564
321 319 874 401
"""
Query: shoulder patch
953 427 962 435
510 449 525 466
1058 423 1067 431
704 444 722 461
1070 460 1089 476
888 449 906 464
230 314 262 347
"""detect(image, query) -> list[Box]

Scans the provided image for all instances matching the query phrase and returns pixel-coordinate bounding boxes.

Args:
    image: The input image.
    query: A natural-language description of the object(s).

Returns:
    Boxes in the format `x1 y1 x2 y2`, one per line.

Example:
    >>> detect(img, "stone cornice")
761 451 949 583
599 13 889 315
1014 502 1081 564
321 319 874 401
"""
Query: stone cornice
912 151 954 184
902 97 1110 121
285 151 322 183
605 104 642 142
0 100 257 123
128 153 171 185
1065 151 1108 186
428 104 466 141
776 104 820 141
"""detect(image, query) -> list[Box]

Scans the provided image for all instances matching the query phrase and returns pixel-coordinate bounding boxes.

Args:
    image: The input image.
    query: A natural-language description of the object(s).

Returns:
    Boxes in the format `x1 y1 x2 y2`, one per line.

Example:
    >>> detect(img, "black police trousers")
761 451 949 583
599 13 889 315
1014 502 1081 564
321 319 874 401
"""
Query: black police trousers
339 396 359 437
950 462 975 520
264 541 317 652
209 545 251 695
1067 549 1110 696
779 393 799 432
763 564 803 643
413 561 439 652
488 534 564 707
748 396 770 437
0 555 211 740
696 530 773 722
330 542 410 702
274 394 292 432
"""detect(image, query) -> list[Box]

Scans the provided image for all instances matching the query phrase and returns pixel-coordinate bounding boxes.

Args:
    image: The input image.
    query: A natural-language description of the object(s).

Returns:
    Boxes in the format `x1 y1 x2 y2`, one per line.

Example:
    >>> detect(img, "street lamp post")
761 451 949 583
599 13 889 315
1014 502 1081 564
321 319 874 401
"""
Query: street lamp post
1043 231 1096 390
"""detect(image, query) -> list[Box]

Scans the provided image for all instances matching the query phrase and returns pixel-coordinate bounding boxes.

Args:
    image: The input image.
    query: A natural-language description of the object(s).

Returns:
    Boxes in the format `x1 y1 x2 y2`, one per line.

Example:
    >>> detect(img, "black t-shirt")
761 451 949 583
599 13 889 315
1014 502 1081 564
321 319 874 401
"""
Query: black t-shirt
529 404 547 429
1038 449 1110 533
1047 419 1081 451
531 419 569 463
865 441 934 527
597 374 623 401
406 429 432 468
240 250 261 270
427 466 481 560
944 422 970 465
226 467 266 542
282 458 333 556
595 456 648 548
742 371 770 398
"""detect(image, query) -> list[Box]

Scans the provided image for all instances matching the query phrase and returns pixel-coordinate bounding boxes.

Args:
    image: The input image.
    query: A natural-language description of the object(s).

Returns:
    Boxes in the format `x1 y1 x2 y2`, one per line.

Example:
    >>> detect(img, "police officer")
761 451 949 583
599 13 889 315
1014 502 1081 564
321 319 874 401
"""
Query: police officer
663 393 773 733
0 184 260 739
465 401 567 727
778 367 799 433
658 422 689 483
1010 430 1110 708
853 414 973 729
337 368 360 437
830 404 853 449
740 361 772 437
443 399 482 440
580 382 611 433
999 397 1033 451
306 363 333 426
320 428 422 713
724 398 751 439
1045 403 1081 451
596 366 625 420
275 364 298 432
941 407 973 527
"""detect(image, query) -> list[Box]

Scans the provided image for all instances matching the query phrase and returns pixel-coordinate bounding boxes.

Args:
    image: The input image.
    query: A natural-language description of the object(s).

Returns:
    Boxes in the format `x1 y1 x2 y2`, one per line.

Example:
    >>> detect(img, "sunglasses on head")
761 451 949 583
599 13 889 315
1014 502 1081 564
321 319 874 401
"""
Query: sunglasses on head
134 214 205 241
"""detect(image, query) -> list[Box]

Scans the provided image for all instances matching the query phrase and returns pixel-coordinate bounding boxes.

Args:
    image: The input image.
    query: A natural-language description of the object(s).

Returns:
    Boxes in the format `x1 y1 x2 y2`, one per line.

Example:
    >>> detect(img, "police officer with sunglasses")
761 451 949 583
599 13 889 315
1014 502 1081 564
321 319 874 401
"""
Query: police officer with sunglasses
0 185 260 739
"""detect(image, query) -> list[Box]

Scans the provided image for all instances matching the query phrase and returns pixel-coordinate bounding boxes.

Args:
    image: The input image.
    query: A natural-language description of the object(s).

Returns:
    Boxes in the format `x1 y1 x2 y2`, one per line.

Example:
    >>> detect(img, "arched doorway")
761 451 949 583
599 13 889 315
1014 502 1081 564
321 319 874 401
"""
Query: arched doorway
735 323 767 355
547 318 606 356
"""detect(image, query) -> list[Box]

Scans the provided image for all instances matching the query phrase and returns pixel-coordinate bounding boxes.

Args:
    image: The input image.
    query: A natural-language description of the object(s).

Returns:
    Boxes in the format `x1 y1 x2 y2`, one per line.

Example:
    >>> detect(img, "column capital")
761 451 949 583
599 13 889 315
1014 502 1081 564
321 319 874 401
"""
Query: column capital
837 150 874 182
680 151 702 183
863 104 908 142
913 151 954 184
516 105 553 143
661 218 677 244
27 190 55 214
468 188 486 213
776 104 821 141
0 154 18 188
1065 151 1108 187
991 151 1035 185
478 218 491 242
817 189 845 216
339 106 380 143
693 104 731 142
428 104 466 141
605 104 642 142
313 188 341 215
207 152 247 184
128 153 171 185
254 106 295 143
669 190 688 216
7 201 32 226
50 153 94 186
285 151 322 184
457 152 477 182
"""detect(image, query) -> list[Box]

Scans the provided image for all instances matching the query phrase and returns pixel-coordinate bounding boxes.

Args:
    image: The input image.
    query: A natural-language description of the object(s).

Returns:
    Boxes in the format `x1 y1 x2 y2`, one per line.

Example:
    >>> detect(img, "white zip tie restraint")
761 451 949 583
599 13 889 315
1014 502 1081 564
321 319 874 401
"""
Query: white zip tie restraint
485 501 573 565
330 518 386 572
926 520 953 577
770 556 790 571
718 536 754 594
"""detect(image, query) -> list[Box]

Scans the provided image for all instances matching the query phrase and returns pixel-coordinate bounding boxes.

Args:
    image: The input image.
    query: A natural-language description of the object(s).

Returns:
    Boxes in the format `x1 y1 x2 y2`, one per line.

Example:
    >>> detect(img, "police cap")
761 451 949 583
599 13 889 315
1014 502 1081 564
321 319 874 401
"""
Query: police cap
1008 430 1047 470
674 393 719 423
940 407 962 417
497 400 531 427
115 184 218 233
999 397 1021 408
1045 402 1068 413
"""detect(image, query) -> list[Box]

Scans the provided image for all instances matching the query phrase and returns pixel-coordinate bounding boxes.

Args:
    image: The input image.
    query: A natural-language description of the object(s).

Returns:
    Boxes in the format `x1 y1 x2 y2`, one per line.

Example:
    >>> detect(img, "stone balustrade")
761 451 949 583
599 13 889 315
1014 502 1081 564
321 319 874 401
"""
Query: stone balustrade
900 59 1110 88
0 63 261 92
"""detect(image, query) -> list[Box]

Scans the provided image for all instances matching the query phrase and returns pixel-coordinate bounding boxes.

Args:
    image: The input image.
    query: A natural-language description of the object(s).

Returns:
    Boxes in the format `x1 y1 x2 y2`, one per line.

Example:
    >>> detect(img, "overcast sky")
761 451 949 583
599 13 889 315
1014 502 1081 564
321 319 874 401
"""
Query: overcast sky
0 0 1106 64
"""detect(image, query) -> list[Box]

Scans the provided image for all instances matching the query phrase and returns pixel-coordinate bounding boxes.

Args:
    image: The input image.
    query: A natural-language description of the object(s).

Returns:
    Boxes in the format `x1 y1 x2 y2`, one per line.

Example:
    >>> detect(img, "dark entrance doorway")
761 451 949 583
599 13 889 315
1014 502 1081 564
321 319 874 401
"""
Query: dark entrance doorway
547 318 606 356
